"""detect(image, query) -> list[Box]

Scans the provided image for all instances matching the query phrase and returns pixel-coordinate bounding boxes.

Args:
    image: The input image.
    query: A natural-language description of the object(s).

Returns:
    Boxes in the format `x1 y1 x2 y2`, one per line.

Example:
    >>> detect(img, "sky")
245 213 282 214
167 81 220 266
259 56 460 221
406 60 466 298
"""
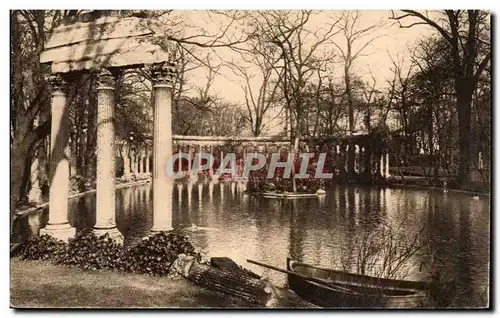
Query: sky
170 10 436 104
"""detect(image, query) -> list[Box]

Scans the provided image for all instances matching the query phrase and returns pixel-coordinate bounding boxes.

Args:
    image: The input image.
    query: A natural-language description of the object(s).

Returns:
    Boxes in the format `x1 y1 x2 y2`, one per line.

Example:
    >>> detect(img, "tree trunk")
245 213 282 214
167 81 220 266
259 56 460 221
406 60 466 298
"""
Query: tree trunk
85 96 97 180
186 261 272 306
457 89 473 188
345 68 356 175
10 140 30 231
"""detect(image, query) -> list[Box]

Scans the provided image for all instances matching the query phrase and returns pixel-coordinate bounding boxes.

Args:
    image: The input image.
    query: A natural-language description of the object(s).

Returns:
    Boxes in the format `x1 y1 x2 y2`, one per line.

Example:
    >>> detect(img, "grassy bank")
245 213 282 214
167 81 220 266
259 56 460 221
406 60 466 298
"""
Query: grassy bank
10 258 255 308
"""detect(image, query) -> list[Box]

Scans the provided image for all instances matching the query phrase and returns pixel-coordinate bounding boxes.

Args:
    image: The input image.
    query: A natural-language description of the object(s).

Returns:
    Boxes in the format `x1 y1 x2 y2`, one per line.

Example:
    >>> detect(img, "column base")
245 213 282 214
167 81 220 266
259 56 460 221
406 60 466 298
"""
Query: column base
39 223 76 242
93 227 124 245
150 225 174 233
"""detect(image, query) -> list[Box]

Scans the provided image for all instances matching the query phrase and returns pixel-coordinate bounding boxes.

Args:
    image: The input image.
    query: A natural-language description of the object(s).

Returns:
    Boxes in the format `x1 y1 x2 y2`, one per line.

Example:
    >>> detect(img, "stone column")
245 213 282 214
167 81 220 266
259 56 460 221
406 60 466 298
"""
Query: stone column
135 151 141 177
344 144 349 172
187 146 192 174
208 146 214 176
94 69 122 243
178 146 183 173
122 142 131 179
385 152 390 178
134 152 140 176
354 144 359 173
40 74 75 242
198 144 203 173
151 62 176 232
130 151 136 176
380 153 385 177
220 149 224 172
139 148 145 178
145 148 150 176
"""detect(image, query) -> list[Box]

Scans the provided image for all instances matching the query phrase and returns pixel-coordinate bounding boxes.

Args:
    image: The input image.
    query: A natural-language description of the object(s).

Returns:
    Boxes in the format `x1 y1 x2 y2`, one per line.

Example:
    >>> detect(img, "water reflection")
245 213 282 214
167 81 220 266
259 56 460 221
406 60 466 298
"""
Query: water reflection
16 182 489 307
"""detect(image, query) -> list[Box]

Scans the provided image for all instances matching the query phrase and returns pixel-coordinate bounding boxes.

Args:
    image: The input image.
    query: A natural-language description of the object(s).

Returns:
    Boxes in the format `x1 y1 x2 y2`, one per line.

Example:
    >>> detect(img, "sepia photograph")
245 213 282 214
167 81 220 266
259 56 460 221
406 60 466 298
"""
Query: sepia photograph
9 9 491 309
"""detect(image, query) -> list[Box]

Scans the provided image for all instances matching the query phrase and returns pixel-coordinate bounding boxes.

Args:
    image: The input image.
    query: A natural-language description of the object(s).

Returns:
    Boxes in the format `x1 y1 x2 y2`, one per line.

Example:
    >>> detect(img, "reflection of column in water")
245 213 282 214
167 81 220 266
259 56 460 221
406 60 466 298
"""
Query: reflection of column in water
115 190 123 228
198 183 203 207
338 187 346 219
220 182 224 201
333 187 340 221
288 200 305 262
187 182 193 210
209 182 214 202
231 181 236 197
354 188 359 225
347 187 356 226
318 193 326 207
242 187 248 204
123 187 131 220
177 183 183 206
344 187 349 217
132 186 140 218
145 184 152 226
381 187 387 216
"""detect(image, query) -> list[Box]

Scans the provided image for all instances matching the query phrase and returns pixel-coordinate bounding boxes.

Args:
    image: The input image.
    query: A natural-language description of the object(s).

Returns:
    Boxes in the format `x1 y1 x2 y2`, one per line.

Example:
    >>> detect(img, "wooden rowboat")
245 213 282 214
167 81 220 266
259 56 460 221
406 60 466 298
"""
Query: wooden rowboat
286 258 431 308
259 191 319 199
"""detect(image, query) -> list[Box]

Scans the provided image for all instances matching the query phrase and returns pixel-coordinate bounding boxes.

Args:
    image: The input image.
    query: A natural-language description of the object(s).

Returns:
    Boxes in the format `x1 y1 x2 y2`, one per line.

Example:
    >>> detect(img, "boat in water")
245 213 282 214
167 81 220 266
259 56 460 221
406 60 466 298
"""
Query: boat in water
286 258 432 308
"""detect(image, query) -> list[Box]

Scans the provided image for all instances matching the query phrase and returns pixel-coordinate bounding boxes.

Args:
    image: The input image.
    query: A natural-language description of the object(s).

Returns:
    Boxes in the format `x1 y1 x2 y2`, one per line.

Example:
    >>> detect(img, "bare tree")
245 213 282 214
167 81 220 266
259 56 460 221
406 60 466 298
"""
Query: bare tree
390 10 491 188
227 39 282 136
333 10 385 174
244 10 342 139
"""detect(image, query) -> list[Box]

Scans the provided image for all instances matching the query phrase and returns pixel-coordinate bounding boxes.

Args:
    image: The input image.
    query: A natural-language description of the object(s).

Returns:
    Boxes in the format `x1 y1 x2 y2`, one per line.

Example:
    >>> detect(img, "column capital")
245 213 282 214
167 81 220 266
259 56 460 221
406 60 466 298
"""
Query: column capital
150 62 176 88
48 74 68 95
97 68 116 90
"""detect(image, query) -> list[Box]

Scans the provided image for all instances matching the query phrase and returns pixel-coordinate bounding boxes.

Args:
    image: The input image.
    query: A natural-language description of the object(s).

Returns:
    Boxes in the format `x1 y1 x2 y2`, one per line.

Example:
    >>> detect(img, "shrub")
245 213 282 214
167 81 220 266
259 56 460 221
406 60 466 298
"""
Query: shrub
17 229 200 277
56 229 126 271
18 234 68 261
127 231 200 276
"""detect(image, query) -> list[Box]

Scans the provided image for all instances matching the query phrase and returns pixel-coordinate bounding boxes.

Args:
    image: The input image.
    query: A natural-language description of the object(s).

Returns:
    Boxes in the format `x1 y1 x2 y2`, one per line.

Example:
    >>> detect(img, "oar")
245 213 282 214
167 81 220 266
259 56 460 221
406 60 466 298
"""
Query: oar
247 259 355 293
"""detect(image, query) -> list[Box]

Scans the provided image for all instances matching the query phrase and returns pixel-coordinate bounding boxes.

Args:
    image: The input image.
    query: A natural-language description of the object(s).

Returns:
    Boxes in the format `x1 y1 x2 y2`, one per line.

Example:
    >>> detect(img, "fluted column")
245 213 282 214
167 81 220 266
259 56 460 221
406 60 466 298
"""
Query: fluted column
145 147 150 176
122 142 131 179
151 62 176 232
187 146 192 174
178 146 183 173
94 69 123 243
380 152 385 177
130 151 136 176
209 145 214 176
198 144 203 173
40 74 75 242
139 148 145 178
134 152 140 176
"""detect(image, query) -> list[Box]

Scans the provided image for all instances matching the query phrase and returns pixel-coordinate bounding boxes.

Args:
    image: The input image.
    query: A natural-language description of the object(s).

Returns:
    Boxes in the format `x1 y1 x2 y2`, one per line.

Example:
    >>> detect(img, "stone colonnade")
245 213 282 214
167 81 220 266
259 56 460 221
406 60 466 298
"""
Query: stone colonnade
39 62 176 242
120 142 151 180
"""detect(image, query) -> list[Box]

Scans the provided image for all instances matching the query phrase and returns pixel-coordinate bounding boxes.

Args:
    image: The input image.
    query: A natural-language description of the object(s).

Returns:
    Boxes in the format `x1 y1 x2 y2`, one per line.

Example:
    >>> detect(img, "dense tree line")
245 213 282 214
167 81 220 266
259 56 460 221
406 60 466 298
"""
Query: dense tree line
10 10 490 218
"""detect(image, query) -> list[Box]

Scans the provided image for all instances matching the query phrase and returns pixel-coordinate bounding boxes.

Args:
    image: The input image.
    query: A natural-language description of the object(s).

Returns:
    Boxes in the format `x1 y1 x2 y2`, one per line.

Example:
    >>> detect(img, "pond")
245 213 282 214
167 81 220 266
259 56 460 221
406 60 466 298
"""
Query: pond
15 181 490 308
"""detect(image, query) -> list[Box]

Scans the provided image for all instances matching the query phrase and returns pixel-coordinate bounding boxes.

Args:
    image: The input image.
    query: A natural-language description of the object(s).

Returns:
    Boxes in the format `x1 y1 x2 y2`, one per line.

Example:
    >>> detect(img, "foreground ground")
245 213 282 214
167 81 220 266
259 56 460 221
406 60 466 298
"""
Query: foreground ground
10 258 256 308
11 258 314 309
